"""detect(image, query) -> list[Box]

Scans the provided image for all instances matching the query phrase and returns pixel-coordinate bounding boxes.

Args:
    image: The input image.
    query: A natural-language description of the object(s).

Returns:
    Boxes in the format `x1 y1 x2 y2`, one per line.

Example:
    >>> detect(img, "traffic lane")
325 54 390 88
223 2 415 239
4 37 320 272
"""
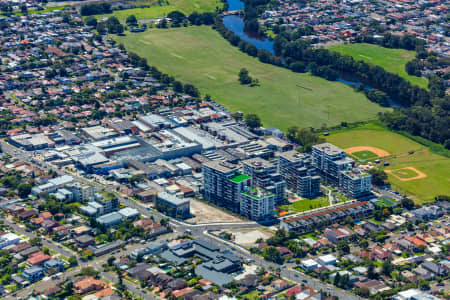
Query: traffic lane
1 218 73 257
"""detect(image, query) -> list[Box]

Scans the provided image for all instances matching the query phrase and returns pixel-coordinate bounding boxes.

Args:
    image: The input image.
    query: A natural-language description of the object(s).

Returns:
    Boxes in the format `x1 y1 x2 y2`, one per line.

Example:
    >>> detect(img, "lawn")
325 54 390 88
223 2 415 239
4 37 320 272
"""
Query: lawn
95 0 222 22
325 123 450 203
328 43 428 89
281 197 330 213
375 197 398 208
114 26 389 130
352 150 378 160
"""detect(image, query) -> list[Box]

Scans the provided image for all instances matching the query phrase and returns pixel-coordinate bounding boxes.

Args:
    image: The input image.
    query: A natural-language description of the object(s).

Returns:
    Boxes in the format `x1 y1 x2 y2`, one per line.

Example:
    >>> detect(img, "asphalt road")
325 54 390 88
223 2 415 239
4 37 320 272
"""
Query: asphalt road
1 140 361 299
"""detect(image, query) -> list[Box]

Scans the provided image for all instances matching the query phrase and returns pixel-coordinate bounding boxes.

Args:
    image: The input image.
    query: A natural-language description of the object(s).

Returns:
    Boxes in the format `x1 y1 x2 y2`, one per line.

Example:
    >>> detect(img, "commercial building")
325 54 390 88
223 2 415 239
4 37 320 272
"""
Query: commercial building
240 188 275 221
9 133 55 150
96 212 123 227
242 157 285 203
156 192 190 219
80 125 120 141
160 240 241 286
202 161 250 213
31 175 74 194
118 207 139 220
393 289 440 300
137 114 172 131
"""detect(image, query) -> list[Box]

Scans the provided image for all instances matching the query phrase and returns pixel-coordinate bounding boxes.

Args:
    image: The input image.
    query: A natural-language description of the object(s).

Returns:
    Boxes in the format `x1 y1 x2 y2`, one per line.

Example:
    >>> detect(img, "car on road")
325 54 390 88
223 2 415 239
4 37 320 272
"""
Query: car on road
302 279 307 283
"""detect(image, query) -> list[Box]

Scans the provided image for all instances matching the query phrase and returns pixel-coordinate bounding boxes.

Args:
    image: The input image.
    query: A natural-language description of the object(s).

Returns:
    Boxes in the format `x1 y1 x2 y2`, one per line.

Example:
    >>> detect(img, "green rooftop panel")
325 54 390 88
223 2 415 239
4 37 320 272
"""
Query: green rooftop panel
230 174 251 183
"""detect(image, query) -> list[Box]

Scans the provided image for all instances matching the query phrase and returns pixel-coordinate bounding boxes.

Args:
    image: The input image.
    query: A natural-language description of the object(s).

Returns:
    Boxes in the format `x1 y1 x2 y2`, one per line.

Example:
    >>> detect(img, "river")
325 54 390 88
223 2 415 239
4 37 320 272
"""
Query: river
223 0 401 107
223 0 275 54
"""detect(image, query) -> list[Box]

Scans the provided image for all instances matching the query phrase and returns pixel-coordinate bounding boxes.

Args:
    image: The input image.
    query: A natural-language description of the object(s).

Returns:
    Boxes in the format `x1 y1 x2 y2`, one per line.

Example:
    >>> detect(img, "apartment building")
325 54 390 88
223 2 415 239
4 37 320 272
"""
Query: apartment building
242 157 286 203
240 188 275 221
296 167 321 199
68 183 94 202
202 161 250 213
279 151 320 198
312 143 354 184
339 167 372 198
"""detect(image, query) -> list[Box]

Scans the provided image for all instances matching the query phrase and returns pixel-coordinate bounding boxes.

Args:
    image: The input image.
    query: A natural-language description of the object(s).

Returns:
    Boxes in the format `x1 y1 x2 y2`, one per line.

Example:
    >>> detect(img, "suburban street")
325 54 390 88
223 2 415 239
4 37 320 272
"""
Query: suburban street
1 140 361 300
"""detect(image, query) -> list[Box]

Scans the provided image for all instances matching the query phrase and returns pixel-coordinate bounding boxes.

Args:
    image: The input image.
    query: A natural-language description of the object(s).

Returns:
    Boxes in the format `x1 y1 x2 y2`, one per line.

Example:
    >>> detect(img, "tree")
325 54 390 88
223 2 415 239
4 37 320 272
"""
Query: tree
126 15 137 26
294 128 325 152
20 4 28 14
337 241 350 254
85 16 97 27
80 266 98 277
368 168 388 186
167 11 186 24
17 183 32 198
289 61 306 73
81 249 94 260
381 260 393 276
244 114 261 130
68 255 78 267
29 237 41 246
106 17 123 34
183 84 200 97
401 197 414 210
173 81 183 93
238 68 252 85
367 262 377 279
263 246 283 264
359 239 369 249
287 126 299 141
358 287 370 297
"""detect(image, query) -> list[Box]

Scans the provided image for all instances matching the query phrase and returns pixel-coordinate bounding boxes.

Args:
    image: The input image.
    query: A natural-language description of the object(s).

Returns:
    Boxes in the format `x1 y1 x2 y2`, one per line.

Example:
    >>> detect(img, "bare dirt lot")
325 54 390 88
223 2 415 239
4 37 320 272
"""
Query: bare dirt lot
186 199 245 224
219 228 274 248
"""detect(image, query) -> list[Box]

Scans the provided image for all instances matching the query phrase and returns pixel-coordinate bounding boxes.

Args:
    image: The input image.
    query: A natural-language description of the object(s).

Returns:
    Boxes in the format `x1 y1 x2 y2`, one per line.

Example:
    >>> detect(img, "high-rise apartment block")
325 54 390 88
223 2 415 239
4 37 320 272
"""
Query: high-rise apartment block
279 151 320 198
242 157 285 203
202 161 250 213
240 188 275 221
339 167 372 198
312 143 372 198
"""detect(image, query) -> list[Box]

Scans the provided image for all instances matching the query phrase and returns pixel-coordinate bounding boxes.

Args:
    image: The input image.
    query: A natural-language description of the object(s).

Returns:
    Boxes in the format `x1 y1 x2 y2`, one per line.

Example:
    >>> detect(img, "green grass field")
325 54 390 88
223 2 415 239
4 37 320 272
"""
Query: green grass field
326 123 450 203
96 0 221 22
352 150 378 160
281 197 329 213
375 197 397 208
328 43 428 89
114 27 389 130
390 168 420 179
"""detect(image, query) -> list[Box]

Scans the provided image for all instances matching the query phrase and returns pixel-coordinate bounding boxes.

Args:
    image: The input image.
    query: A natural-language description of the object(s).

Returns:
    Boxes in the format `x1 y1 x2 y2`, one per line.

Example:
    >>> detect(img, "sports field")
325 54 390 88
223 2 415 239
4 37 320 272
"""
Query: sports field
352 150 378 160
114 27 389 130
328 43 428 89
96 0 221 22
326 124 450 203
